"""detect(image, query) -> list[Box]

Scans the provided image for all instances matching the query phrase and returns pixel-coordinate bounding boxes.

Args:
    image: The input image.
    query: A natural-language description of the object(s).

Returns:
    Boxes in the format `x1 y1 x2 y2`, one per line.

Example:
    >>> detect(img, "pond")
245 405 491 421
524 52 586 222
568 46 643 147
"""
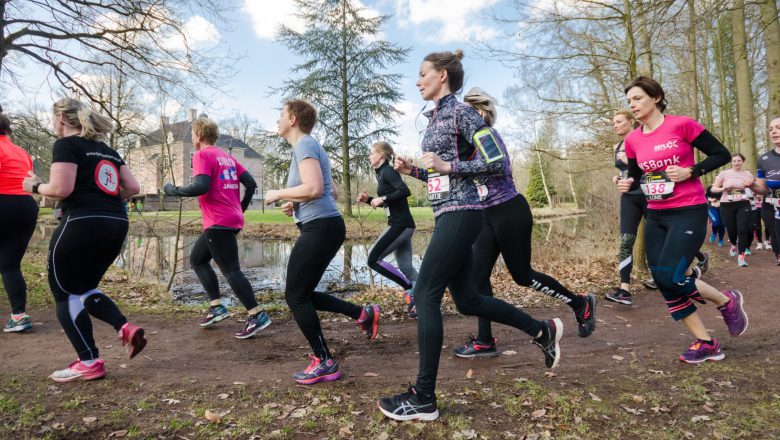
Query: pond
30 214 587 306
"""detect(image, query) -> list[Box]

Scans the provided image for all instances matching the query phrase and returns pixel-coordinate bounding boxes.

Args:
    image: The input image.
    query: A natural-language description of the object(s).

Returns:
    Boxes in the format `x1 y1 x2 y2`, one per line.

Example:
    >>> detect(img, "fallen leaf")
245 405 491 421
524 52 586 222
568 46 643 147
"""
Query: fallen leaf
204 410 220 423
364 372 379 377
339 426 353 437
52 423 65 430
454 429 478 439
632 395 645 403
466 368 474 379
233 381 245 385
290 408 307 418
691 415 711 423
218 393 229 400
648 369 665 374
622 406 644 415
83 417 97 424
703 404 714 413
503 350 517 355
162 398 180 405
109 430 128 437
612 355 624 361
589 393 602 402
531 409 547 419
543 371 557 378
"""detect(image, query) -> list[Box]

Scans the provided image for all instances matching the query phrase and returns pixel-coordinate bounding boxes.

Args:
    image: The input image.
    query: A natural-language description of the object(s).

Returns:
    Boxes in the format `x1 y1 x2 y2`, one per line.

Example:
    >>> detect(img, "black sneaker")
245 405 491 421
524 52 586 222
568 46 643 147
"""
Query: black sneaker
642 279 658 290
453 335 499 358
234 312 272 339
604 288 632 305
696 250 710 275
532 318 563 369
199 305 230 328
377 385 439 421
355 305 380 339
574 294 597 338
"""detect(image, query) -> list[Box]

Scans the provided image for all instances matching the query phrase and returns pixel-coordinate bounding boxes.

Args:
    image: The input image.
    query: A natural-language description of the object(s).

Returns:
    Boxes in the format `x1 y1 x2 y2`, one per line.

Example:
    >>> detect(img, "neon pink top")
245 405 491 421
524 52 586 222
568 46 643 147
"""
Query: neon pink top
714 169 753 203
0 135 33 196
193 146 246 230
624 115 706 210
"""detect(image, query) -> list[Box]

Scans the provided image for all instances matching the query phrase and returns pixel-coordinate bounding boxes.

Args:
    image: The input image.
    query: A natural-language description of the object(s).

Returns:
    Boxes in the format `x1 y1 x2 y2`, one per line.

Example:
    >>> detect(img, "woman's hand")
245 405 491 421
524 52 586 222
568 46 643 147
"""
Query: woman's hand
616 177 634 193
22 171 41 193
421 152 452 175
280 201 294 217
665 165 692 183
264 189 283 205
356 191 369 203
394 156 414 175
612 175 620 185
370 197 384 208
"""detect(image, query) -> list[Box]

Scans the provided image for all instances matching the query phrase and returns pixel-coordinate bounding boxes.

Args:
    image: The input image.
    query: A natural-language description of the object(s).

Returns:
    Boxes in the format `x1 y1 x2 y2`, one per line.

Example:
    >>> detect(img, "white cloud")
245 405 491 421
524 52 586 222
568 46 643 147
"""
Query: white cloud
163 15 221 51
395 0 501 43
242 0 382 40
393 99 429 156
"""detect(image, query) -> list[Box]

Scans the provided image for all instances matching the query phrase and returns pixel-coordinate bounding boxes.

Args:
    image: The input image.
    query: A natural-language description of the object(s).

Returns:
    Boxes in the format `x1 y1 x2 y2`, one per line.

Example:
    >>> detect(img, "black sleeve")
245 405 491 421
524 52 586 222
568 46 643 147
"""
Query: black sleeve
380 167 411 202
239 170 257 212
164 174 210 197
626 158 642 191
690 129 730 177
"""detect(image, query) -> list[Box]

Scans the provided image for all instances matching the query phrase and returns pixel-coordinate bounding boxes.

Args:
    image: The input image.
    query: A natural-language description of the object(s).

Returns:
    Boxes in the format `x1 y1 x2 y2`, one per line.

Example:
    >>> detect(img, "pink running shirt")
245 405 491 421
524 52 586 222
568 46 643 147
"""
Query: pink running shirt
192 146 247 230
624 115 706 210
713 168 754 203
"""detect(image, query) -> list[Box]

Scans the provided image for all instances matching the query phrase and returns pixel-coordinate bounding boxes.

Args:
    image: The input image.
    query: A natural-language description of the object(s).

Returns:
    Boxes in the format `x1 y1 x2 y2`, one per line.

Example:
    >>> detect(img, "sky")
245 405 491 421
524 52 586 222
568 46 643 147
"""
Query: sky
6 0 529 156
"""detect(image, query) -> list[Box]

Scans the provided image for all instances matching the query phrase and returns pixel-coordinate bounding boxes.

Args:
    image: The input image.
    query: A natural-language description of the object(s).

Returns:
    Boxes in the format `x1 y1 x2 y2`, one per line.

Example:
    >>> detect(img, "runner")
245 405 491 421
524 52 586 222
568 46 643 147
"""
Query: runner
356 141 418 318
605 109 647 305
754 116 780 265
22 97 146 381
706 185 725 246
163 116 271 339
378 50 563 422
264 99 380 385
616 77 748 363
712 153 755 267
0 110 38 333
447 87 596 359
748 191 764 251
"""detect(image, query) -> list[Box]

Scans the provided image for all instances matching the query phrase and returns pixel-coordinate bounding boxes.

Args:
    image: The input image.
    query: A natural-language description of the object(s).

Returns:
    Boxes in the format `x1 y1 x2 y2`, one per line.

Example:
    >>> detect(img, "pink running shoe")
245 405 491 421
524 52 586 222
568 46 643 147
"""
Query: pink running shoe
50 359 106 382
679 339 724 363
119 322 147 359
718 290 748 336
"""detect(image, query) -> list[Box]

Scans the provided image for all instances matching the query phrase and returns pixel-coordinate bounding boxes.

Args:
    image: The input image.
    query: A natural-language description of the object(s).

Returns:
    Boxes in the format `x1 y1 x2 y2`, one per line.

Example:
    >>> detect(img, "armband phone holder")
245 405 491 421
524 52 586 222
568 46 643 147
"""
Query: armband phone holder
472 128 505 164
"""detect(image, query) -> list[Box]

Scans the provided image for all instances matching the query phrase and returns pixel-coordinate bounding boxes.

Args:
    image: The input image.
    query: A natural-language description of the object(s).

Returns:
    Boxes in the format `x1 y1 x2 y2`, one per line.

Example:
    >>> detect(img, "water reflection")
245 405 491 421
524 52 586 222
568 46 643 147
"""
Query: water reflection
31 214 586 304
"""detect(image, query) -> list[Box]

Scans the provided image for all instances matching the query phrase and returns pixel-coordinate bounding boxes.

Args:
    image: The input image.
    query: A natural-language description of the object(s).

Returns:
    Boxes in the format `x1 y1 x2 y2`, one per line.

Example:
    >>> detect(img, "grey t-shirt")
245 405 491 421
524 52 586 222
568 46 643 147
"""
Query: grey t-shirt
286 135 341 224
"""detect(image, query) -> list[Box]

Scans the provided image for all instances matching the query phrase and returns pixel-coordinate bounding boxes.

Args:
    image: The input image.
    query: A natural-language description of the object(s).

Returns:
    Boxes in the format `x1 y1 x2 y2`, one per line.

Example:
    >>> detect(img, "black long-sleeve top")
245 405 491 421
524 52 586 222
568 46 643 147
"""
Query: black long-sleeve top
368 161 415 228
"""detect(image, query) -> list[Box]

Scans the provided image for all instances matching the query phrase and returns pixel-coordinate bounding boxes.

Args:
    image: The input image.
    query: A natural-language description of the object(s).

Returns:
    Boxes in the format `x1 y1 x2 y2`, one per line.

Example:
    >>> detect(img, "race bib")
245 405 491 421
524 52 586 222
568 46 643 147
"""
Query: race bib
726 189 747 202
427 173 450 201
640 172 675 200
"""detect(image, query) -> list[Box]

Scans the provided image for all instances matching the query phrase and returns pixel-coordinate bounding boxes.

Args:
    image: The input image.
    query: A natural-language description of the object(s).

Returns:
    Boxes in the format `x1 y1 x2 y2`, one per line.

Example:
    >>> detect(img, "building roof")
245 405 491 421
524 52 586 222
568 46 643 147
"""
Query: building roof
140 118 263 159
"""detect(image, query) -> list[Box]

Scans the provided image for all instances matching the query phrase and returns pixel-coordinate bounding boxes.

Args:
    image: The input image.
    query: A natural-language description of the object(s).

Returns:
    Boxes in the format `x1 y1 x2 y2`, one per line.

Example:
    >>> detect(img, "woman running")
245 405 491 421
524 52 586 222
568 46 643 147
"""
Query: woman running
748 192 764 251
712 153 755 267
264 99 380 385
605 109 648 305
448 87 596 359
22 97 146 382
755 116 780 265
378 50 563 422
616 77 748 363
356 141 418 318
706 185 725 246
163 117 271 339
0 110 38 333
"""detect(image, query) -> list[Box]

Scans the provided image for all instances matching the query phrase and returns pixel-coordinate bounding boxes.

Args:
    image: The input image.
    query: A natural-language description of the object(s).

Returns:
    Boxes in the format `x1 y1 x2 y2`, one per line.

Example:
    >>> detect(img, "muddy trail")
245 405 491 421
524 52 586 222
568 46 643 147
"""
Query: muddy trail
1 242 779 439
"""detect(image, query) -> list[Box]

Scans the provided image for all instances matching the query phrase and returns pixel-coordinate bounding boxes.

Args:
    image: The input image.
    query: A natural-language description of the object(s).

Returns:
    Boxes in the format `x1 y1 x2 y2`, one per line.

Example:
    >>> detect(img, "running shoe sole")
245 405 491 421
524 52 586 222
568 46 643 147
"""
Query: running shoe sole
50 370 106 383
293 370 342 385
728 291 749 336
127 327 147 359
368 306 380 339
454 350 500 359
678 352 725 364
3 324 32 333
234 317 272 340
604 294 632 306
377 402 440 421
200 312 231 328
549 318 563 369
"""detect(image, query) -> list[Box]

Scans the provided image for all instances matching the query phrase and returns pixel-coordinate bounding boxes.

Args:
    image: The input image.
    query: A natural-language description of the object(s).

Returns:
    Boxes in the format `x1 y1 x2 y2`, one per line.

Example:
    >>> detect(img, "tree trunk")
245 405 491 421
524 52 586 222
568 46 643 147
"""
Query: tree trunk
0 0 6 78
340 0 352 216
535 150 553 208
759 0 780 121
731 0 757 170
637 0 654 77
687 0 700 121
566 157 578 208
715 18 735 151
623 0 638 79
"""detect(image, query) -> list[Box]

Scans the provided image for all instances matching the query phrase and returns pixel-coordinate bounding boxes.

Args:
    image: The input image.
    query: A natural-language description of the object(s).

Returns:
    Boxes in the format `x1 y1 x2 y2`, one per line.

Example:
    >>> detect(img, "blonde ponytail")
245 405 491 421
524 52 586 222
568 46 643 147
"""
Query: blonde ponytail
53 97 114 141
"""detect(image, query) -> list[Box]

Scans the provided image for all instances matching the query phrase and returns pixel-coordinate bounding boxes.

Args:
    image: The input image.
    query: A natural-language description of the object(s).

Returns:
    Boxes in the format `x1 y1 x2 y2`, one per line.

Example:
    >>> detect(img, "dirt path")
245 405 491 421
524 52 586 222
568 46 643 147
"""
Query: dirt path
1 242 779 439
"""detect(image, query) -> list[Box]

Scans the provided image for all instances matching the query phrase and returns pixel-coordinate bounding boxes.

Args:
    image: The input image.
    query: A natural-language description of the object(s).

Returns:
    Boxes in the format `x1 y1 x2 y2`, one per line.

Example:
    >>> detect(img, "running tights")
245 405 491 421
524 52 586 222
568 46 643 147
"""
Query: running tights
0 195 38 314
719 201 751 254
367 226 418 290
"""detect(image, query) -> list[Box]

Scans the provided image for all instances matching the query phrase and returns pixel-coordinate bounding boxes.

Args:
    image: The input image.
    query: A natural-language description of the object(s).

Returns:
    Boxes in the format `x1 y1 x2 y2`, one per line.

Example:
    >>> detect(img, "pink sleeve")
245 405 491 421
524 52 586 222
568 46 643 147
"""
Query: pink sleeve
624 135 636 159
680 116 705 143
235 159 247 176
193 150 210 176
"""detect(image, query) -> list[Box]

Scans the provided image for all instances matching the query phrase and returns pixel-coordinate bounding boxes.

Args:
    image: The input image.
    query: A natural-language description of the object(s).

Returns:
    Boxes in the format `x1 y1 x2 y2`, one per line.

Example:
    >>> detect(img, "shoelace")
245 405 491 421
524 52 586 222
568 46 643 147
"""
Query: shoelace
304 355 321 373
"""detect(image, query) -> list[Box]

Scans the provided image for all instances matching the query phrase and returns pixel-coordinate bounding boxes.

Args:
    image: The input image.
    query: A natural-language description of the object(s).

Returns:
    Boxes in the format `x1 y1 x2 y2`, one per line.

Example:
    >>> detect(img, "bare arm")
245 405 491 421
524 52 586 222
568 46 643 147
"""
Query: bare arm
119 165 140 199
265 158 324 204
25 163 77 200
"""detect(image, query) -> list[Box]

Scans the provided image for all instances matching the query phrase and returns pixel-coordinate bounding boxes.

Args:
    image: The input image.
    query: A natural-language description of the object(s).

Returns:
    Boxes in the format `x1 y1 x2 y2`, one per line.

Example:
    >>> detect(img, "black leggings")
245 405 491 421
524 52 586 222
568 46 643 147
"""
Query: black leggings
473 194 583 342
644 205 707 321
415 210 545 396
285 216 362 360
763 203 779 257
190 228 258 311
49 214 129 360
0 195 38 314
748 209 762 244
618 193 647 284
367 226 417 290
719 201 752 254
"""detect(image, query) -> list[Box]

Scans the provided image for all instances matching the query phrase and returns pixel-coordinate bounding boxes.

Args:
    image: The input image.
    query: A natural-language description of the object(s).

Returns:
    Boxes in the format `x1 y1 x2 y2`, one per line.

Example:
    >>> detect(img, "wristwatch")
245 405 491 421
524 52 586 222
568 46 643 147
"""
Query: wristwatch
687 166 700 177
32 182 41 194
381 196 387 202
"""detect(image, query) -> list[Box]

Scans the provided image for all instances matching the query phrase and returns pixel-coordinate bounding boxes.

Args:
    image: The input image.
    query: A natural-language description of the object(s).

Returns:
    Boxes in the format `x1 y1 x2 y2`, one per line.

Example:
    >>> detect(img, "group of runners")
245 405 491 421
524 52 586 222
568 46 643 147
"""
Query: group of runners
0 49 777 421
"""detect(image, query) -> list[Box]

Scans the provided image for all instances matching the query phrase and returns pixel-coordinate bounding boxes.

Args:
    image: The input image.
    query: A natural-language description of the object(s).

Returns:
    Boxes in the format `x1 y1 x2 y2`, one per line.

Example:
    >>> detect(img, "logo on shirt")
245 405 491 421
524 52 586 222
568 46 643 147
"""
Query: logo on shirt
638 155 680 171
653 140 679 152
220 166 238 181
94 160 119 195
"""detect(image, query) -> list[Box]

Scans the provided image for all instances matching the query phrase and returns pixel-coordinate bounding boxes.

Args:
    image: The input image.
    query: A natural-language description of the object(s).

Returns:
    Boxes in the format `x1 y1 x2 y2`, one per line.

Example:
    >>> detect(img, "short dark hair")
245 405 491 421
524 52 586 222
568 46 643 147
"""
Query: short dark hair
624 76 667 113
285 99 317 134
732 152 745 161
0 113 10 136
423 49 465 94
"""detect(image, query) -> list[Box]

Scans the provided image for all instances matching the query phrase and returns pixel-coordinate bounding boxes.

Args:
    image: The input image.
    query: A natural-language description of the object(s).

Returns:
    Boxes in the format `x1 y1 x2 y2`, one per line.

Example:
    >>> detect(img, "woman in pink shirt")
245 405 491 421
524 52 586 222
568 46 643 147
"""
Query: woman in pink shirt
712 153 755 266
616 77 748 364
